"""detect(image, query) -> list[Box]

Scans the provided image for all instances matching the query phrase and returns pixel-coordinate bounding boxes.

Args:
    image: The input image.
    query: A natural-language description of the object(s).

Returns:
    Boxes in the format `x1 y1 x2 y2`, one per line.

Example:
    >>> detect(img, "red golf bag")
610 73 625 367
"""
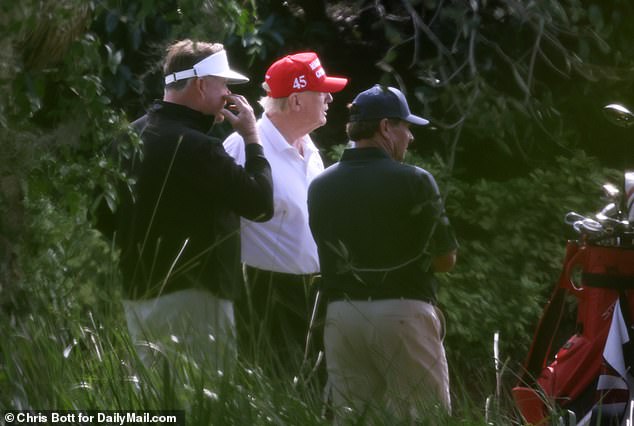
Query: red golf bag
512 240 634 424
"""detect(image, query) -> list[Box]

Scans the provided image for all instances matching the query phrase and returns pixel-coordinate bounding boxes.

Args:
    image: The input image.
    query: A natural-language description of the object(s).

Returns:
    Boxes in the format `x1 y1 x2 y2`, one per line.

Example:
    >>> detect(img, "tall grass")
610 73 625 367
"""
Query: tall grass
0 197 517 425
0 296 326 424
1 289 525 425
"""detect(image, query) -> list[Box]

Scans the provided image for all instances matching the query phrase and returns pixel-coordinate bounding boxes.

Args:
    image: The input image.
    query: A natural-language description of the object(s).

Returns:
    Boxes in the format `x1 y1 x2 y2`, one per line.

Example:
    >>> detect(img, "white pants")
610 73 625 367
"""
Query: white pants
122 288 236 371
324 299 451 422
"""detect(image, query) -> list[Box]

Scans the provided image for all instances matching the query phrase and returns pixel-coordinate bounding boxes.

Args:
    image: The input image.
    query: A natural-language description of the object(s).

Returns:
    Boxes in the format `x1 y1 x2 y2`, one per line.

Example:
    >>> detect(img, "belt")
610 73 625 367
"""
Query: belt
325 290 434 305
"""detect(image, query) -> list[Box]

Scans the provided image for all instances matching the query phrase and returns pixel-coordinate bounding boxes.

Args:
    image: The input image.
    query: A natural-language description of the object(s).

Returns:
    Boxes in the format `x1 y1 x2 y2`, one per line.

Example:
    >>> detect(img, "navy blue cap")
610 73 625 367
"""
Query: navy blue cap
349 84 429 125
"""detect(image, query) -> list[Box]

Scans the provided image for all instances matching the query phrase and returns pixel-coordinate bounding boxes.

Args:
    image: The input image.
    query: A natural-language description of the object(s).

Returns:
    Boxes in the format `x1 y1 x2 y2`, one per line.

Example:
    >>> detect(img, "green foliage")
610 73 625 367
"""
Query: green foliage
92 0 258 111
0 0 261 308
1 296 301 417
240 11 291 62
345 0 634 176
0 296 492 424
407 149 621 383
2 0 634 422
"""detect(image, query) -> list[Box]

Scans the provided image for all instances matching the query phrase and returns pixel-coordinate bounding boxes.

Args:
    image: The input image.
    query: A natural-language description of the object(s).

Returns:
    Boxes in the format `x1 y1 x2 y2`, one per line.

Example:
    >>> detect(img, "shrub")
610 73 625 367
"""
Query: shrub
408 149 621 395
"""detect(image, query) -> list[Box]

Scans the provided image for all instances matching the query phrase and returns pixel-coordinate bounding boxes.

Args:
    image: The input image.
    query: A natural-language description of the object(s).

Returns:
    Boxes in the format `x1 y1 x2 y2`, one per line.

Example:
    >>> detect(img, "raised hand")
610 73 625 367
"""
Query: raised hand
219 94 260 145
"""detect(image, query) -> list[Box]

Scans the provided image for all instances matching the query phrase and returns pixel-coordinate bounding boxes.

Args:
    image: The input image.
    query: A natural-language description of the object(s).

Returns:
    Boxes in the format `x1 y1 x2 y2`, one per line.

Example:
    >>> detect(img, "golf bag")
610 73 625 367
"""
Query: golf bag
512 175 634 425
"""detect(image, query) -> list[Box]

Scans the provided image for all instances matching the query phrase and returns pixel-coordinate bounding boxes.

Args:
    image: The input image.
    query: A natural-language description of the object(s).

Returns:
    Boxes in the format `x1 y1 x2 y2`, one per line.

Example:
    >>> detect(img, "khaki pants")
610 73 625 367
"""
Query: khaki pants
123 288 236 372
324 299 450 422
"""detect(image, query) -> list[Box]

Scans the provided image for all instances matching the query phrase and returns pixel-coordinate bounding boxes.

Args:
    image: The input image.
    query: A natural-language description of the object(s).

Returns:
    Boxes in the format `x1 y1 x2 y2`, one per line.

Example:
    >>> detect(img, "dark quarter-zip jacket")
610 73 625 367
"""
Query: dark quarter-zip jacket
102 101 273 300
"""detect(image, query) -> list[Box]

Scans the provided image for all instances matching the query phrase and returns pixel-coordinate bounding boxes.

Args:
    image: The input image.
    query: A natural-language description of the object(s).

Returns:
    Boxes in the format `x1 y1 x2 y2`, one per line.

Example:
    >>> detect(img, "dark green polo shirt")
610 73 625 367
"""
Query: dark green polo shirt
308 147 457 303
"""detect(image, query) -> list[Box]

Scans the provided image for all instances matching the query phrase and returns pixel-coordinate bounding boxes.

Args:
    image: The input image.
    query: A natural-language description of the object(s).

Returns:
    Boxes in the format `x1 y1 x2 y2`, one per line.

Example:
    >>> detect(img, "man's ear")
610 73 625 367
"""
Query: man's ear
288 93 302 112
193 78 204 94
378 118 391 139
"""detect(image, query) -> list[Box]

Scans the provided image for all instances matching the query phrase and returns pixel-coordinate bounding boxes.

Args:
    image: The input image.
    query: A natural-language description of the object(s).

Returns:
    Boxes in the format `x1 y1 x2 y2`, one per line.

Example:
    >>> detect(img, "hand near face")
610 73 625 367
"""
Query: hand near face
219 94 260 145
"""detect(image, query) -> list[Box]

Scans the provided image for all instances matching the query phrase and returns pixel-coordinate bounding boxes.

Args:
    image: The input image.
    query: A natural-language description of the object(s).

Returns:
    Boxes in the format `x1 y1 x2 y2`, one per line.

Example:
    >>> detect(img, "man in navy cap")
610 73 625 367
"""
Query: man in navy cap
308 84 458 421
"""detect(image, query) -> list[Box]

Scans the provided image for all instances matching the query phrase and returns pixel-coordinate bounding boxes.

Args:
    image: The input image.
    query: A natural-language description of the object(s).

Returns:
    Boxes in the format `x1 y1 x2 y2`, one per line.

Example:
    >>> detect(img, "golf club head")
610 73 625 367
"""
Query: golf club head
565 212 585 225
603 104 634 128
572 218 604 235
596 202 618 221
602 183 620 200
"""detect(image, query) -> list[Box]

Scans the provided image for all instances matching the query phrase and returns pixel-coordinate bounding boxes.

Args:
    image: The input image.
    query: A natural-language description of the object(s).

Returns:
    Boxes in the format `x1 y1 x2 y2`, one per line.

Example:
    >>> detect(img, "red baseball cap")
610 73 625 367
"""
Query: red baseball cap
264 52 348 98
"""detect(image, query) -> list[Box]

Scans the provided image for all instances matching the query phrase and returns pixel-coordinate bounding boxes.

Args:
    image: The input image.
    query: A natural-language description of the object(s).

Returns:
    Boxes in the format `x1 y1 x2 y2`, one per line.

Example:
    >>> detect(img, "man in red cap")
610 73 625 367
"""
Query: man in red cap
223 52 348 376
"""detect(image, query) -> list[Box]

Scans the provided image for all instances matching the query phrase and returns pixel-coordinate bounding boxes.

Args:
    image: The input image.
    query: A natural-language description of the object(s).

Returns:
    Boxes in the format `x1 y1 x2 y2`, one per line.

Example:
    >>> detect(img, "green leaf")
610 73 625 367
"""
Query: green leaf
105 10 119 34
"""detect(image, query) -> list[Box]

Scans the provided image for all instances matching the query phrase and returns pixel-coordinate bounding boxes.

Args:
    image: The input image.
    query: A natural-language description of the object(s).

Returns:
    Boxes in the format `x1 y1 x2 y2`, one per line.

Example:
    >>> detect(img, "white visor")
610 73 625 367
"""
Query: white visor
164 50 249 85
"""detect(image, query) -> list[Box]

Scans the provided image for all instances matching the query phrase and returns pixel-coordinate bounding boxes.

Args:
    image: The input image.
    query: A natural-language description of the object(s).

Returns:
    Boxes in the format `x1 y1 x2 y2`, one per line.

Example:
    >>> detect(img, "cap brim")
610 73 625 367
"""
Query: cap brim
405 114 429 126
316 76 348 93
212 69 250 84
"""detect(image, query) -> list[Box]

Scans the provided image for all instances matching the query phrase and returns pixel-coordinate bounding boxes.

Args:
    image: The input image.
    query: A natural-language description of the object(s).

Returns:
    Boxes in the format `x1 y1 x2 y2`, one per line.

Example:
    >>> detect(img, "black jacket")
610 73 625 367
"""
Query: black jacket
99 101 273 300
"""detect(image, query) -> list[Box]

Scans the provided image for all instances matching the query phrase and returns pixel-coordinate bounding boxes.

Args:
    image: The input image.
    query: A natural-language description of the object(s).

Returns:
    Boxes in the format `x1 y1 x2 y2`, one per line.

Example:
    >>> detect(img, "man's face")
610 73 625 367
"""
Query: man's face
199 76 230 117
297 90 333 131
387 120 413 161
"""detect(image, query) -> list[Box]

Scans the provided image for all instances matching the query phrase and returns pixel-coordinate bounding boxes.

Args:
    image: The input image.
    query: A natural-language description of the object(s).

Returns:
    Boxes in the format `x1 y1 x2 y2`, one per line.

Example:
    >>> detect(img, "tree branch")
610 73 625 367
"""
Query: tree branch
524 17 544 102
400 0 452 57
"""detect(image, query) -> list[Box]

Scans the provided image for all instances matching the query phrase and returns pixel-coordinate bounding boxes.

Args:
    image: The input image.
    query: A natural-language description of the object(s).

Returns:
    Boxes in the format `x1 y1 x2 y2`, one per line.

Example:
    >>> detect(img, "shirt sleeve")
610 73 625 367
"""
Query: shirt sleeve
420 171 459 257
215 142 274 222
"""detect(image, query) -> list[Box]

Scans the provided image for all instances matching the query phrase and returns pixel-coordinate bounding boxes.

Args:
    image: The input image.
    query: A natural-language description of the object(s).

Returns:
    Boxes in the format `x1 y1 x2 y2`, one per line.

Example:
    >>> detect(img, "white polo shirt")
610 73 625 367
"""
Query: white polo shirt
223 114 323 274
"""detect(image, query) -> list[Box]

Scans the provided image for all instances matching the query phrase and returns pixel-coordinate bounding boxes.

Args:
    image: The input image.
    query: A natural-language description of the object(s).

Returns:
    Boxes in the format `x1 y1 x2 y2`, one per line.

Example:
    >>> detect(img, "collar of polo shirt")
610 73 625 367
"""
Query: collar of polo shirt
164 50 249 85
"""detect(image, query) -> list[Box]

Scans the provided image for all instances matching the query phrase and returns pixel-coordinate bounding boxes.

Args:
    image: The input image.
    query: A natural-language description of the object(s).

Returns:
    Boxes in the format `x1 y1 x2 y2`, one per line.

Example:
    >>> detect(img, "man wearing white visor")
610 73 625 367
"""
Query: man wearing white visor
102 39 274 372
